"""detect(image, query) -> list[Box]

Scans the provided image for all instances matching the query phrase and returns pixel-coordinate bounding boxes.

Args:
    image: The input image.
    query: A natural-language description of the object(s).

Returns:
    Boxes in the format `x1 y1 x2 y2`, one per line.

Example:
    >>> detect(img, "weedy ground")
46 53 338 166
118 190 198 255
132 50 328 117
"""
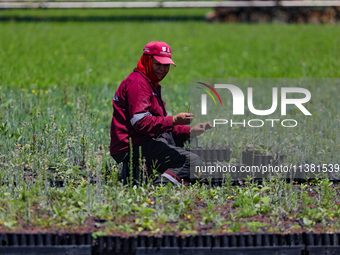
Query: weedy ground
0 9 340 235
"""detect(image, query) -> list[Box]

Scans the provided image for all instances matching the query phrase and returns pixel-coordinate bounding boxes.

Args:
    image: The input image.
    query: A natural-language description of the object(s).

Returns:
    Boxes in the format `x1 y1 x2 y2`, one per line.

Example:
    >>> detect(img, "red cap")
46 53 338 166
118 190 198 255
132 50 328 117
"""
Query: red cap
143 41 176 66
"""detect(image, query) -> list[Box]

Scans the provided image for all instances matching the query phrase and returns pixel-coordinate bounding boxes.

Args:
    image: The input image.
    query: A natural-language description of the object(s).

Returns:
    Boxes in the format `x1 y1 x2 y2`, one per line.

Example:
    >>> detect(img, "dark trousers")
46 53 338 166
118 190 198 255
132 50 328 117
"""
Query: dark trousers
112 134 203 184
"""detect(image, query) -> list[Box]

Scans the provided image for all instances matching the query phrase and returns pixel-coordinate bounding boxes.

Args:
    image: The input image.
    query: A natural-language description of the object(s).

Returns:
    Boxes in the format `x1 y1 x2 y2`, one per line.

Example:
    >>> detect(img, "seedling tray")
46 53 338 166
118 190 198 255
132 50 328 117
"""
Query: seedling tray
1 233 340 255
0 245 91 255
93 233 305 255
191 147 231 163
242 150 286 166
135 246 303 255
0 233 92 255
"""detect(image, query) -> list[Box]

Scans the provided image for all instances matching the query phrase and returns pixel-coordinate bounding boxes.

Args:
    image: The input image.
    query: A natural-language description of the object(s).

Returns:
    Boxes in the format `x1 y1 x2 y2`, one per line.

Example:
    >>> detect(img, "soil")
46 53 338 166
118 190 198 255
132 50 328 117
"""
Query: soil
0 183 339 236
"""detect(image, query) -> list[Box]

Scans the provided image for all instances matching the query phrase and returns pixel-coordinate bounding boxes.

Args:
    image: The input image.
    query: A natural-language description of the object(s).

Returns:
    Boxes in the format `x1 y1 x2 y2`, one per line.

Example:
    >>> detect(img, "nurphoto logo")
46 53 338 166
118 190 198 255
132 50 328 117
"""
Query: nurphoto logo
197 81 312 128
190 78 339 180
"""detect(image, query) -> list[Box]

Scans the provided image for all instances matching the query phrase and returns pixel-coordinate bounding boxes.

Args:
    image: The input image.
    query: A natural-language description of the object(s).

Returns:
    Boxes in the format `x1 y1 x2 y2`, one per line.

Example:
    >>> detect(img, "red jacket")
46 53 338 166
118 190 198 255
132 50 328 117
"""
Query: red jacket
110 68 190 155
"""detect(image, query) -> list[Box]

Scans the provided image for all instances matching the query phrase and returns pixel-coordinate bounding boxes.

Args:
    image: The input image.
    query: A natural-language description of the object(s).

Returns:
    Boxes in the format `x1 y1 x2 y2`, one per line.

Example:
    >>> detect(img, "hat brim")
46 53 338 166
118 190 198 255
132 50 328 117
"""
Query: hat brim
153 55 176 66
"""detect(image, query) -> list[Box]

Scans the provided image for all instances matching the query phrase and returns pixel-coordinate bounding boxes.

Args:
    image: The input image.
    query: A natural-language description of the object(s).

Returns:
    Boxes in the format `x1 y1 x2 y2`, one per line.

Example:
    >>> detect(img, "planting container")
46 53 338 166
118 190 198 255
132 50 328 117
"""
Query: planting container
191 147 231 163
92 233 304 255
0 232 339 254
304 233 340 255
242 150 286 167
0 233 92 255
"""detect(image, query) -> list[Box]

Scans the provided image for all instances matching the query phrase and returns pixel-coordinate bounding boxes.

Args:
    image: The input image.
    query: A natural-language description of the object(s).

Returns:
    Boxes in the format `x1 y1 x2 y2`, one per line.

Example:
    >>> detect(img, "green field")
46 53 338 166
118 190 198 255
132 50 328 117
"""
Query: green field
0 10 340 234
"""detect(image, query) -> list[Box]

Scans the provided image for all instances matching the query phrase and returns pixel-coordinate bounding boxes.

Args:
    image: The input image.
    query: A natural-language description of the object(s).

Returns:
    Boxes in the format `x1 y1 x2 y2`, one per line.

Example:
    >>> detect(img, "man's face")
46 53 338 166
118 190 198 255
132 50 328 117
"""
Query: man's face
152 57 170 79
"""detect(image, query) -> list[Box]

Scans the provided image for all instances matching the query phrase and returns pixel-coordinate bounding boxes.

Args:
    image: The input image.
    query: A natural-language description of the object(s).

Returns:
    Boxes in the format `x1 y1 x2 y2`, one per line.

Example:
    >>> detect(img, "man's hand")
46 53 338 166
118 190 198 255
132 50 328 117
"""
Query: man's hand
173 113 194 125
190 122 213 137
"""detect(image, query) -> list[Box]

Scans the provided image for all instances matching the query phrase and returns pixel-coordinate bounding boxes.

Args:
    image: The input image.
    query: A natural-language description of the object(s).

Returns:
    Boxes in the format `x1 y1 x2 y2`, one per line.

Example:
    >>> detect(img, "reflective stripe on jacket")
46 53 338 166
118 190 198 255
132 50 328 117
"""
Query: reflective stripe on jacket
110 68 190 155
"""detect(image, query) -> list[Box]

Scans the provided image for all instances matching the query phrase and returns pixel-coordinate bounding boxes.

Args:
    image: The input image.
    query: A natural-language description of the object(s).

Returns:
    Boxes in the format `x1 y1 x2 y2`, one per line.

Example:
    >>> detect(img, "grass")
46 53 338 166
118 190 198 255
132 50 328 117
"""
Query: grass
1 20 339 89
1 21 339 112
0 10 340 234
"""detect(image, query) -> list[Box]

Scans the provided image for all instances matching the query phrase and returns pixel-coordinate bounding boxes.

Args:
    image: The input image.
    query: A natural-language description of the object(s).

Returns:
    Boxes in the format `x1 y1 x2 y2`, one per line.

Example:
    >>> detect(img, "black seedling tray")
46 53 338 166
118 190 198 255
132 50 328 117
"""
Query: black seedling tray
1 232 340 255
93 233 305 255
0 233 92 255
0 245 91 255
242 150 286 166
191 147 231 163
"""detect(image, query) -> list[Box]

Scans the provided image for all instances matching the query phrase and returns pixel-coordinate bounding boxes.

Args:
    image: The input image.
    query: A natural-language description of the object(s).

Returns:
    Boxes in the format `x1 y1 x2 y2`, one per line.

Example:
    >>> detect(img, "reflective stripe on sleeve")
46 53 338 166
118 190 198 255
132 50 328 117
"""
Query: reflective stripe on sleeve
130 112 152 126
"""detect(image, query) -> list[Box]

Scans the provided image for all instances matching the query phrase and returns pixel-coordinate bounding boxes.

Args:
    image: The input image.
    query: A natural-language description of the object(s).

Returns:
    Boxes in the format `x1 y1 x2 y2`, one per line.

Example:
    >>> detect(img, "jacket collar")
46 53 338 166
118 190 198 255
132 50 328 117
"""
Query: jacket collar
133 68 161 89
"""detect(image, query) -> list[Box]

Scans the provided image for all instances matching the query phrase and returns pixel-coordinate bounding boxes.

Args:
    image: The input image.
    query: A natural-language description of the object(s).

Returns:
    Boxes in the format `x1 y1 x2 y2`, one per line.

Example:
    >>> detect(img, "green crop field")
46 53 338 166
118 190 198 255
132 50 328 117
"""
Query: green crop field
0 9 340 235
